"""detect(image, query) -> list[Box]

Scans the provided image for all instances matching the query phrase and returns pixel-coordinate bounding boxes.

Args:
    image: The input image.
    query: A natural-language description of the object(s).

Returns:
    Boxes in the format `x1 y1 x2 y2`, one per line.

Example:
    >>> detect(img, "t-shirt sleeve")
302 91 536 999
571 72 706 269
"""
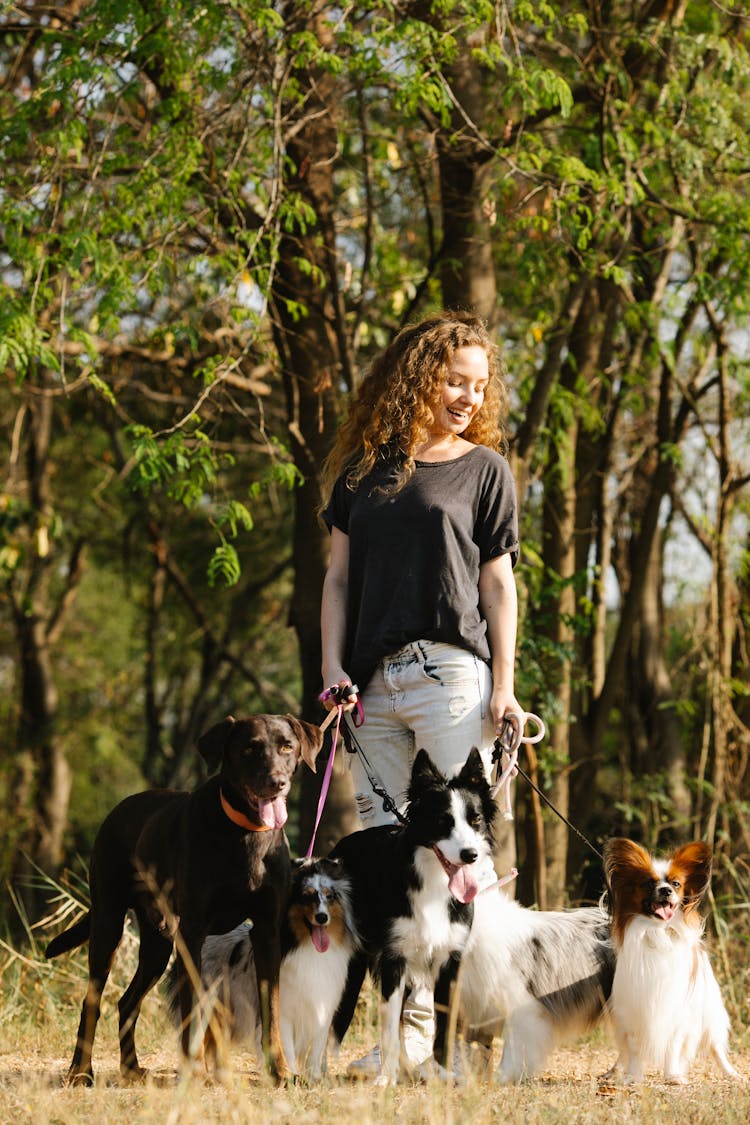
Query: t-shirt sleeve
322 473 352 534
475 456 520 567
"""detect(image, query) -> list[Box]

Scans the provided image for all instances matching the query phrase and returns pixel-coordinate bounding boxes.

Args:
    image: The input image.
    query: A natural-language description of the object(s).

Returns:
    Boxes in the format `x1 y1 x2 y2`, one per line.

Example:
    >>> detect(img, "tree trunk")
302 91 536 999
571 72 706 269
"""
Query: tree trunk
625 525 691 845
271 6 358 853
436 52 497 324
7 384 76 925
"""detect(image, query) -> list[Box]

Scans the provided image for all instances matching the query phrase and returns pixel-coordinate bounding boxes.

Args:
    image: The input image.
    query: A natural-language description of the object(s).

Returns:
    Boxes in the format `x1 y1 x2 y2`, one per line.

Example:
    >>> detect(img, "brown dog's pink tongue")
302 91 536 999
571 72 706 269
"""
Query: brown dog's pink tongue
448 865 479 904
312 925 330 953
258 795 288 829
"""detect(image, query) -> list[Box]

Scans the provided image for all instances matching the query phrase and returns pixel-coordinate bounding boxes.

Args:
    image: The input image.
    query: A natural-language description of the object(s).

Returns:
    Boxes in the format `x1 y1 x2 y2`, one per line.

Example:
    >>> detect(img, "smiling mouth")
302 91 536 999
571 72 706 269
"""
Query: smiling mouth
652 901 677 922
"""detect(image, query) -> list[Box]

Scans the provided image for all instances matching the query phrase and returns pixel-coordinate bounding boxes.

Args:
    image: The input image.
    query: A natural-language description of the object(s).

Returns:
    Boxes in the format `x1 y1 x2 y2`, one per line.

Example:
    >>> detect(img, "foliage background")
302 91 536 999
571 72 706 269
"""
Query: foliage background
1 0 750 928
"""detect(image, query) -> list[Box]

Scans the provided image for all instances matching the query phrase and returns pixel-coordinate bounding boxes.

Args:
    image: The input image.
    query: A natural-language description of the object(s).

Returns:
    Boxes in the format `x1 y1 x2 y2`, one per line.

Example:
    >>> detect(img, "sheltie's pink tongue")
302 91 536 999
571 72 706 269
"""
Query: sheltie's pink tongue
448 864 480 904
654 902 676 922
257 794 288 829
311 925 330 953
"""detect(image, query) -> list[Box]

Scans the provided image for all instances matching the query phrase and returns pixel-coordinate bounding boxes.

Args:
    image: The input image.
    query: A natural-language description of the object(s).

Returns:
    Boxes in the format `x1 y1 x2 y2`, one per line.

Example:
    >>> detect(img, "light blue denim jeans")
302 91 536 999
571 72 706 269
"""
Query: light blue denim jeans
346 640 496 1070
348 639 495 828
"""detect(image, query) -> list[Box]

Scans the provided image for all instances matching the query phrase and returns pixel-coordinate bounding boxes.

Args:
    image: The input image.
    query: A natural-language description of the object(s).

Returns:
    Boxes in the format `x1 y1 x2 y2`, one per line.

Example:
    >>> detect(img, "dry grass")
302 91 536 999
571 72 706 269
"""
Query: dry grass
1 915 748 1125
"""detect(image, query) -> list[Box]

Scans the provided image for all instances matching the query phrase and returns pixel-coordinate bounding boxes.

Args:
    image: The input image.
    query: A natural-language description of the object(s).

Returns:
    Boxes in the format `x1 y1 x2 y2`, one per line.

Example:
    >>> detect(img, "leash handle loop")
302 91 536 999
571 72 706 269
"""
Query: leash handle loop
491 710 546 820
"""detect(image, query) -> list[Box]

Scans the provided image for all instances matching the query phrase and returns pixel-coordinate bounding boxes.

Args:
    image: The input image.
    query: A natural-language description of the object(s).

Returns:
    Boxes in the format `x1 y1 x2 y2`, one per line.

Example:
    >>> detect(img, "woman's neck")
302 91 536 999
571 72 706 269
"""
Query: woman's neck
413 433 475 462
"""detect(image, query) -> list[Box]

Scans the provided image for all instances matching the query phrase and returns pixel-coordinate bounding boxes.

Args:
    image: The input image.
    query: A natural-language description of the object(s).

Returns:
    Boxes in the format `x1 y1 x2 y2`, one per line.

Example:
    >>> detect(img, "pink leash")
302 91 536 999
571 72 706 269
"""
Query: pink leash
304 704 342 858
304 683 364 858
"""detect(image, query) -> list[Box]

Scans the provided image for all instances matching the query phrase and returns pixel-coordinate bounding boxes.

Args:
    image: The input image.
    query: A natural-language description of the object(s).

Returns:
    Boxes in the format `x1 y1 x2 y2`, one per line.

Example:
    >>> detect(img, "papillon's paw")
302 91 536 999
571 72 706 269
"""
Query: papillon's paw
414 1056 463 1085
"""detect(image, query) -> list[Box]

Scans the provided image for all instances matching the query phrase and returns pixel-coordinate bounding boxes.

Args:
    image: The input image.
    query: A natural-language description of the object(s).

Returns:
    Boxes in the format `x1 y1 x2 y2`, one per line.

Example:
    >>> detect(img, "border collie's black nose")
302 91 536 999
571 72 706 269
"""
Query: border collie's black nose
460 847 478 865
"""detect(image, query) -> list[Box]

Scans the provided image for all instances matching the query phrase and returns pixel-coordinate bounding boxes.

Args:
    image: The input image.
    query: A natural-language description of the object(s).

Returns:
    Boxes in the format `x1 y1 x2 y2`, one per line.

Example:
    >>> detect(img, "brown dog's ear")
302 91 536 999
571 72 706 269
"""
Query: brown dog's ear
198 716 237 773
284 715 325 774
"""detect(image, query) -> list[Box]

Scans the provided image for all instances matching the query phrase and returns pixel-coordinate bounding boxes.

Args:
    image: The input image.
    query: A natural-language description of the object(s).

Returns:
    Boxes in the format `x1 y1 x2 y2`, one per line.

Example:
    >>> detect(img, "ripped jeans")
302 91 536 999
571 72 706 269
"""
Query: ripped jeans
347 640 496 1070
349 639 495 828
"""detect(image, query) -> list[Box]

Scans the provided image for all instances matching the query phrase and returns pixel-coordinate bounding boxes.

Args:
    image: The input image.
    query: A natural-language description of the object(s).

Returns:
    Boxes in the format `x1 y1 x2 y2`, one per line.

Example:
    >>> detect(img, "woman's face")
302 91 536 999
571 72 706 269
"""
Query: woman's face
429 345 489 436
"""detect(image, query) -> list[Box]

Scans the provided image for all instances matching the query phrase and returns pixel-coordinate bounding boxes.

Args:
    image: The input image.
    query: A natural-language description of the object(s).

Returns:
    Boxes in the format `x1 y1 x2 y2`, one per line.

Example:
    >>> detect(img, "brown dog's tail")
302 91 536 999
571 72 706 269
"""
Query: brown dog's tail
45 913 91 959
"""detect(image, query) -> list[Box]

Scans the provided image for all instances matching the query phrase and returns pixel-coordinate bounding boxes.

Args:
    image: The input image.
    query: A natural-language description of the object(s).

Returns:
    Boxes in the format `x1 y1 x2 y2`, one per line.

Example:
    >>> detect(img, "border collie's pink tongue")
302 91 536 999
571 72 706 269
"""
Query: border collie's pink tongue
433 846 480 903
257 794 288 829
448 864 480 904
311 925 330 953
654 902 676 922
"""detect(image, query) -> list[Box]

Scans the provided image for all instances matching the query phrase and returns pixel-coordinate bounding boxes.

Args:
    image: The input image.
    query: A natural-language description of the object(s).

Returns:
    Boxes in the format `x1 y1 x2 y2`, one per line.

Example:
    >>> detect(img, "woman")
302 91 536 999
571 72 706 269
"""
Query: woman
319 311 521 1076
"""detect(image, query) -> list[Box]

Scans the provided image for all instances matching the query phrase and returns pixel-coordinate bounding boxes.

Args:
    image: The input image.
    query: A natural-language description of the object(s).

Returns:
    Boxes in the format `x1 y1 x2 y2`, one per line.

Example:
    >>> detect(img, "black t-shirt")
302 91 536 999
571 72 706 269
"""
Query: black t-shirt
323 446 519 690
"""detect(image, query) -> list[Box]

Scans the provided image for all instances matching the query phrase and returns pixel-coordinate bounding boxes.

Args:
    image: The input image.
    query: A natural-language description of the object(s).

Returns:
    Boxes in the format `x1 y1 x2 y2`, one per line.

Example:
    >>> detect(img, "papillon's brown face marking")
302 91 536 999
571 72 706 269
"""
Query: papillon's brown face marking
603 839 712 948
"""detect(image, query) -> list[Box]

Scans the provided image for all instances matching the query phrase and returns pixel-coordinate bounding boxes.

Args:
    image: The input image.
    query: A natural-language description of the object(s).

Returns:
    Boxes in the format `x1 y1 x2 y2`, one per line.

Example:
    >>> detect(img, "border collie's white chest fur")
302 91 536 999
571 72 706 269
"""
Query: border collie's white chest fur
390 849 472 983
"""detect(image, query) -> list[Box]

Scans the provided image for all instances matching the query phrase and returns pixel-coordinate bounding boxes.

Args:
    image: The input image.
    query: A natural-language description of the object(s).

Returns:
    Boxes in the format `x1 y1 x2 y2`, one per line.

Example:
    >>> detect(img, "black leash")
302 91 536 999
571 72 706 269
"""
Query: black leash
493 738 603 862
340 707 602 862
341 719 408 825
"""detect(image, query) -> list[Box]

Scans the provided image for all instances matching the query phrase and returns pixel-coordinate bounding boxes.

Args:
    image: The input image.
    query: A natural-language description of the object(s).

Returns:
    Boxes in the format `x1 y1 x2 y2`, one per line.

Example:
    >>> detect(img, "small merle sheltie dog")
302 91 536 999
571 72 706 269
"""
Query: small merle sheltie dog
329 747 494 1085
167 856 358 1079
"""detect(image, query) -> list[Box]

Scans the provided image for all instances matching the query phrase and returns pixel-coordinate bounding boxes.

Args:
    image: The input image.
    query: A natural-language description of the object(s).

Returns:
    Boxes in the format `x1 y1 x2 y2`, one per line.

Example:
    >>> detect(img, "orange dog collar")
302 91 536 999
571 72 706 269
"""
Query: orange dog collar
220 789 272 832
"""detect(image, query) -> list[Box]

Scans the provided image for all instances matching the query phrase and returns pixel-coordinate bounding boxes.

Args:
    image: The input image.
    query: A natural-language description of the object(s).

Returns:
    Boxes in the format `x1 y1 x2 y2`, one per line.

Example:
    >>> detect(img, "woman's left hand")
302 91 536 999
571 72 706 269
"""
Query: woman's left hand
490 687 524 741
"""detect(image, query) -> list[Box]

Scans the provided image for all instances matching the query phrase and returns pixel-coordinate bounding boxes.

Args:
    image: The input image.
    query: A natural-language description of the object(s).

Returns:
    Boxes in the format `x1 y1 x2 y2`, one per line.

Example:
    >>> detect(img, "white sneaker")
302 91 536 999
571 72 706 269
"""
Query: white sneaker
346 1046 382 1079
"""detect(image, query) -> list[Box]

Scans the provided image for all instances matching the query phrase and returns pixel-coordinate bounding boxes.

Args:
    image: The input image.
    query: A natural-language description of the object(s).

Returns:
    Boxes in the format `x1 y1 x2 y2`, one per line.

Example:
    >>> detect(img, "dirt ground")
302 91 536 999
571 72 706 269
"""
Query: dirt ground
1 1027 748 1125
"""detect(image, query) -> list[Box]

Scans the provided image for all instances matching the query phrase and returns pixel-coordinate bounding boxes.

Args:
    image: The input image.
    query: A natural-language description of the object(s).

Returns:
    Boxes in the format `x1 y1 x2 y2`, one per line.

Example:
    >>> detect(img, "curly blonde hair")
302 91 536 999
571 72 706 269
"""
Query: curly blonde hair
321 311 508 502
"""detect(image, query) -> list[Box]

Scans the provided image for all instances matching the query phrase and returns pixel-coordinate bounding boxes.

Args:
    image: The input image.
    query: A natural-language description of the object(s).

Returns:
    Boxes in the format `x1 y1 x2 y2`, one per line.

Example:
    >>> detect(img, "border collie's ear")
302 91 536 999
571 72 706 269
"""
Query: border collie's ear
197 716 237 773
410 748 445 792
456 747 488 792
284 715 325 773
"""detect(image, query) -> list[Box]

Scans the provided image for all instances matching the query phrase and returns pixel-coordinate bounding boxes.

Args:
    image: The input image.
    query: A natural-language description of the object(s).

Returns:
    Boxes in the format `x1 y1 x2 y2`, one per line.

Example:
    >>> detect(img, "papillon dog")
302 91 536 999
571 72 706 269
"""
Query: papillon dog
603 838 742 1084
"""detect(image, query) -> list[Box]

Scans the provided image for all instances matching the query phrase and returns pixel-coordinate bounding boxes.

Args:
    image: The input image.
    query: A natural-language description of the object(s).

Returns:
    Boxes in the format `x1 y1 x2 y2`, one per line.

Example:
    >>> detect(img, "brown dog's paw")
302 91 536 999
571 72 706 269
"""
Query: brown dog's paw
120 1064 149 1085
64 1068 95 1088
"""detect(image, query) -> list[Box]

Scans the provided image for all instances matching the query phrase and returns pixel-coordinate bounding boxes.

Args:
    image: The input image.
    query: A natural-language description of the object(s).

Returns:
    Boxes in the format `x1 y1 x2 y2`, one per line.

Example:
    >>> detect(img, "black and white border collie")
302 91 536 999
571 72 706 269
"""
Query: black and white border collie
329 747 495 1085
167 856 358 1080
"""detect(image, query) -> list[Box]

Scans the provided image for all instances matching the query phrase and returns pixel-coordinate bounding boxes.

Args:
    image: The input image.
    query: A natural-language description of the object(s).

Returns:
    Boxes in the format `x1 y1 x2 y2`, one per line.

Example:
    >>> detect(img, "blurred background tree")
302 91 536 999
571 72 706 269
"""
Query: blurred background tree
1 0 749 925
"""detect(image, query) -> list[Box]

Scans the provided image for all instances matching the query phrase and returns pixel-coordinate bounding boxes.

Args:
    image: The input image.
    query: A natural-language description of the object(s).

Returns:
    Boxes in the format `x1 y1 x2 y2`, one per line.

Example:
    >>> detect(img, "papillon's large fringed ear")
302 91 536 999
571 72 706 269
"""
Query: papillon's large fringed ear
603 837 652 899
670 841 712 914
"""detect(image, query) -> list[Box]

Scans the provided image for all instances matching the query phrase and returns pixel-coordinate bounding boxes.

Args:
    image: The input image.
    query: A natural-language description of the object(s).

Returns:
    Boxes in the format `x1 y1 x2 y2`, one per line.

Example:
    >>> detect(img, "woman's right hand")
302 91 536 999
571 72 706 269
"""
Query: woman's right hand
320 670 359 712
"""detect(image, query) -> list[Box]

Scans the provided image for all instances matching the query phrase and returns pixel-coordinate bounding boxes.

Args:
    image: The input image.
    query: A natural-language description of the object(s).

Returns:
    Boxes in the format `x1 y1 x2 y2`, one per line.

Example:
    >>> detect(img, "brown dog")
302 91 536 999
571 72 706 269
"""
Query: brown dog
45 714 323 1086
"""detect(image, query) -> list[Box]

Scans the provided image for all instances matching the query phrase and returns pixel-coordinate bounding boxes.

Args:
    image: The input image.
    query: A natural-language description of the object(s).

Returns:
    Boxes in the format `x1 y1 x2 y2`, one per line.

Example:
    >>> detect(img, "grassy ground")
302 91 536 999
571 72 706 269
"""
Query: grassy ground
1 911 748 1125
